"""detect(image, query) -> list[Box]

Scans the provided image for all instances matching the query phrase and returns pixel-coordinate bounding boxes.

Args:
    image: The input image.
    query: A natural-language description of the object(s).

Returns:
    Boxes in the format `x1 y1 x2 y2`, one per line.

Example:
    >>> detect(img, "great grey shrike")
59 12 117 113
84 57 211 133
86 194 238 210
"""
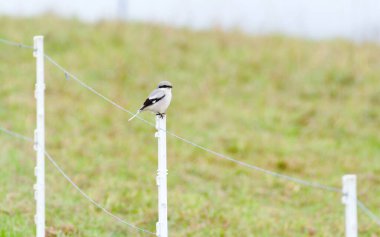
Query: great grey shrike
128 81 173 121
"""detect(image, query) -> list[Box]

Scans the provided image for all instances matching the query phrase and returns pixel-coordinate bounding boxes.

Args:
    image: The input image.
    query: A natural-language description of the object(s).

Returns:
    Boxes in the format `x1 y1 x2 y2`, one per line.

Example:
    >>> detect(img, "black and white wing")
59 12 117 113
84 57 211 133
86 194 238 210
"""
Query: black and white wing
139 89 165 111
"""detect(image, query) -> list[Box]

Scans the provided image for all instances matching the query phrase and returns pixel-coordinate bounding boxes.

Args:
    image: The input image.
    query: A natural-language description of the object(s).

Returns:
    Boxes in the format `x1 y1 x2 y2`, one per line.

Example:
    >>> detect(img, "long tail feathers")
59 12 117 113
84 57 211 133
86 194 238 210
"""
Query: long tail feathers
128 110 140 122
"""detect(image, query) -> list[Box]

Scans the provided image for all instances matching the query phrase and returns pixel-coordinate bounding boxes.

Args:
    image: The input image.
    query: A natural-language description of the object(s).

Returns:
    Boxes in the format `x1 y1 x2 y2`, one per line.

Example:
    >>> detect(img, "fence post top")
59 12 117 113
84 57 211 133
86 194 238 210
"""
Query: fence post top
343 175 357 181
34 35 44 40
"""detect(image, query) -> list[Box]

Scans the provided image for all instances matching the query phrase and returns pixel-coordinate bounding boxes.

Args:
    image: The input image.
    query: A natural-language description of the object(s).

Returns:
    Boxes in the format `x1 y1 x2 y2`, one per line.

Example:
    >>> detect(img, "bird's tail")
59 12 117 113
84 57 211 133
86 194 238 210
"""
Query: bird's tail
128 110 141 122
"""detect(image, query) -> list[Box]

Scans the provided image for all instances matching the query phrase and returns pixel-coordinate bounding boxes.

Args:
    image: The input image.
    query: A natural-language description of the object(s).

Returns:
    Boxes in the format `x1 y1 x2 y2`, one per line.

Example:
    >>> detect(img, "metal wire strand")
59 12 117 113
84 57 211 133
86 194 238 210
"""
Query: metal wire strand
358 200 380 226
0 37 345 192
0 126 155 235
0 38 34 49
167 130 342 193
0 36 342 193
44 55 147 120
44 151 156 236
2 37 380 227
3 37 341 229
44 54 341 193
3 126 380 228
0 127 33 142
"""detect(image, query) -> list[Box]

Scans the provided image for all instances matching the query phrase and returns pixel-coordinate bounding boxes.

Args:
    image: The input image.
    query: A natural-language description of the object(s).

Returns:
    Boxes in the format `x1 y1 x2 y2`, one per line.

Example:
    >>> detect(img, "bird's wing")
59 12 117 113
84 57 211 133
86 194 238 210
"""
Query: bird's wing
148 89 165 100
140 89 166 110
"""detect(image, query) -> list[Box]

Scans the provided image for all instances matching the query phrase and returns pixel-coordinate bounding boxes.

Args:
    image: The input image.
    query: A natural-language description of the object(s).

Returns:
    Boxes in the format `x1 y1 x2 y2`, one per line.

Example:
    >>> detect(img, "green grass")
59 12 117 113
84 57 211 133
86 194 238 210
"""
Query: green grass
0 16 379 236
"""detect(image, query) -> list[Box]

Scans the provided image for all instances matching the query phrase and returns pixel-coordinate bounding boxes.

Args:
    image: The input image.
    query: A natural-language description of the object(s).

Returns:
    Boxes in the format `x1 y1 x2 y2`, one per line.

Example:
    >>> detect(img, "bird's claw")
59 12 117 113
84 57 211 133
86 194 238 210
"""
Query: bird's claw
156 113 165 119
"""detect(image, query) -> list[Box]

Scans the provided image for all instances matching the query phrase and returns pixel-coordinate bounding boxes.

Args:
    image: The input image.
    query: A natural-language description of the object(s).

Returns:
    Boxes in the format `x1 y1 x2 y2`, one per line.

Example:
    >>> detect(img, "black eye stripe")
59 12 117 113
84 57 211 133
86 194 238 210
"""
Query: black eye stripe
158 85 172 88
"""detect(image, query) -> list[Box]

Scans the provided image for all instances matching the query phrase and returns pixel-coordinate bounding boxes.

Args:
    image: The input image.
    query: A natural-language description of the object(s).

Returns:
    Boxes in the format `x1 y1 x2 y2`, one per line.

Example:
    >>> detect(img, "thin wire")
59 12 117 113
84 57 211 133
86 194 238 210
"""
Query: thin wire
44 54 156 126
0 127 33 142
44 54 341 193
0 37 342 193
167 130 342 193
1 36 379 227
358 199 380 226
0 126 155 235
3 127 380 229
44 151 156 235
0 38 33 49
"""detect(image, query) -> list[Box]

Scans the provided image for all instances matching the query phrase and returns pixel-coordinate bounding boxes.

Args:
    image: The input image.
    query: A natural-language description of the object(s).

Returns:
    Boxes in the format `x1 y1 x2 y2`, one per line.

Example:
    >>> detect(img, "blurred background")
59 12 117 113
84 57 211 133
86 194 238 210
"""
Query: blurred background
0 1 379 237
1 0 380 41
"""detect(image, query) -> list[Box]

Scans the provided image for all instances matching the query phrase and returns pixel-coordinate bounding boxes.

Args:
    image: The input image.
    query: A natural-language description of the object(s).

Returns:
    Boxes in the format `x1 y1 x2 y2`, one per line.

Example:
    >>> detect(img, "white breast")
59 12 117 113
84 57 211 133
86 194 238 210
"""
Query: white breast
147 89 172 114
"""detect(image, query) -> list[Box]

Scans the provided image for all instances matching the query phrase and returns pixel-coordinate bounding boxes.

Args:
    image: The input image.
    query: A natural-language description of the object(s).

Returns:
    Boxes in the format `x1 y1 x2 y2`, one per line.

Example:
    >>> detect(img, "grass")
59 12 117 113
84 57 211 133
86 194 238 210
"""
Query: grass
0 15 379 236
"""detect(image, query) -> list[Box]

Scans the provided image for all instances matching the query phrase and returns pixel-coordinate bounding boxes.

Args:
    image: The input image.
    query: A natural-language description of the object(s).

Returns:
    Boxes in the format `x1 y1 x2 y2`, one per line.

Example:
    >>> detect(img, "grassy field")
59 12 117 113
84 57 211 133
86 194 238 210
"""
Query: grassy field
0 16 379 236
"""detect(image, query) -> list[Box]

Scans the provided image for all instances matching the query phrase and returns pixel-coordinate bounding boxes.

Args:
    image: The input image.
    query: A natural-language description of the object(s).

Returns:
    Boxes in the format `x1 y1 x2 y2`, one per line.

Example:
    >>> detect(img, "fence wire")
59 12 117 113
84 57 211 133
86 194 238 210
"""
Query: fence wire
358 200 380 226
0 36 343 193
44 151 156 235
0 38 33 49
44 53 342 193
1 37 380 228
0 126 155 235
1 126 379 228
0 126 33 142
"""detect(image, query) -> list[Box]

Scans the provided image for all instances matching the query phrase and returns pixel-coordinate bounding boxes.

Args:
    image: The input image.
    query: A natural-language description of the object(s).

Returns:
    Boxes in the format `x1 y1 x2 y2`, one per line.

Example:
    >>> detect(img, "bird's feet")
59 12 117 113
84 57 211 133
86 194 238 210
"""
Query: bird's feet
156 113 165 119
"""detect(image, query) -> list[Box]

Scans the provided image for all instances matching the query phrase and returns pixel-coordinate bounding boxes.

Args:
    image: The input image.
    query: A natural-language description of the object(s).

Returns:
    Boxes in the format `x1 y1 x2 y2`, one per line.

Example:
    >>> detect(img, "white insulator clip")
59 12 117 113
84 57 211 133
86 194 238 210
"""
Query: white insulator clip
156 176 161 186
341 192 348 205
33 129 38 151
33 48 38 57
156 222 160 236
34 83 46 98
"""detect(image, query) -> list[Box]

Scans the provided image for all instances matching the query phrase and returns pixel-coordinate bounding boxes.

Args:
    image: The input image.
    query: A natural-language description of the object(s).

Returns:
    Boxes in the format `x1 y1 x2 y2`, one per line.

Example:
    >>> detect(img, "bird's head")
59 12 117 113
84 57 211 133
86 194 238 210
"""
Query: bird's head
157 81 173 90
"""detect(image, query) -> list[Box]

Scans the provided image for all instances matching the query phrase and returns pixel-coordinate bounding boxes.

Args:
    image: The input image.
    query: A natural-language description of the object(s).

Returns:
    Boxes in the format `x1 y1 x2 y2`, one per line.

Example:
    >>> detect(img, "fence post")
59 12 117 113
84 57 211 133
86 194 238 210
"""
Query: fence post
33 35 45 237
155 115 168 237
342 175 358 237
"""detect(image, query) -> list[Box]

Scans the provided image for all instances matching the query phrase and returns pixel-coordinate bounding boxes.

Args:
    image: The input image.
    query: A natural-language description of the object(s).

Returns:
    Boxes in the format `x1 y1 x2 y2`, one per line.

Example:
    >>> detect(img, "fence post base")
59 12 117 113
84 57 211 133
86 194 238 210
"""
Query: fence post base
155 115 168 237
342 175 358 237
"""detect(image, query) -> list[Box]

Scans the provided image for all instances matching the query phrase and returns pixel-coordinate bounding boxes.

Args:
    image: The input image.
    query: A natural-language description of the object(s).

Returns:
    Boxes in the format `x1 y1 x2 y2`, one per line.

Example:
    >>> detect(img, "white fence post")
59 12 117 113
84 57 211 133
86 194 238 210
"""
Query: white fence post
155 115 168 237
342 175 358 237
33 35 45 237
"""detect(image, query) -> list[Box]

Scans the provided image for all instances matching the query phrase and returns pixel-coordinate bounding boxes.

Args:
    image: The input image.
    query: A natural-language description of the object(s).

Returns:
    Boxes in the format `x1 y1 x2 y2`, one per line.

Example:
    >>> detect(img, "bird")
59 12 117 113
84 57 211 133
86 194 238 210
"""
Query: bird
128 81 173 121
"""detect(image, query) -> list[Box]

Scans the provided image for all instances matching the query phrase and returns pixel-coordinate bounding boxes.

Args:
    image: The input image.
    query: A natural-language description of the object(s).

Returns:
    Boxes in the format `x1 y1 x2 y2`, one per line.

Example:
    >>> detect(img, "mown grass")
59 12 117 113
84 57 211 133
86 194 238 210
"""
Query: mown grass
0 16 379 236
